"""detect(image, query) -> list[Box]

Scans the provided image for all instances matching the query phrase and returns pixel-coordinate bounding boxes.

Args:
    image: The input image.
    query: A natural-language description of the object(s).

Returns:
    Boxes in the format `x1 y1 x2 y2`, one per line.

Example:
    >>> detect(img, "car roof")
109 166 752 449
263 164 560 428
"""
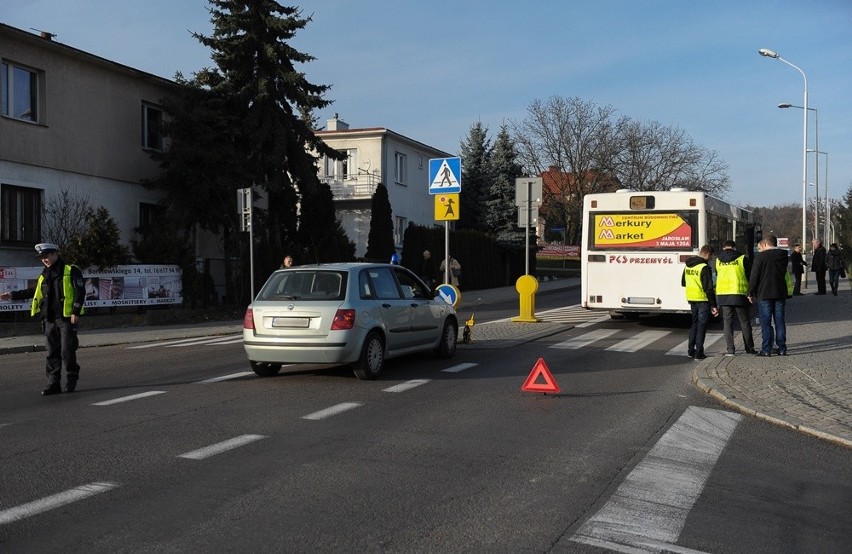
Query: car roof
275 262 404 272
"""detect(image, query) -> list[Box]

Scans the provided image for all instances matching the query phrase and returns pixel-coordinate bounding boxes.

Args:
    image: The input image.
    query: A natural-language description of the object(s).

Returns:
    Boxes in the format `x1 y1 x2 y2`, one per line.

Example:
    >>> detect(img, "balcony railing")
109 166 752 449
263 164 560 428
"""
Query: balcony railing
321 171 381 200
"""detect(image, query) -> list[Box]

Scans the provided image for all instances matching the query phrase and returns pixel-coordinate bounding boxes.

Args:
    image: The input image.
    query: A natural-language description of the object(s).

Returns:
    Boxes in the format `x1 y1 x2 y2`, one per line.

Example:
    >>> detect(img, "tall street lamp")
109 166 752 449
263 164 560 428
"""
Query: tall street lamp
780 103 818 245
759 48 808 251
808 149 829 245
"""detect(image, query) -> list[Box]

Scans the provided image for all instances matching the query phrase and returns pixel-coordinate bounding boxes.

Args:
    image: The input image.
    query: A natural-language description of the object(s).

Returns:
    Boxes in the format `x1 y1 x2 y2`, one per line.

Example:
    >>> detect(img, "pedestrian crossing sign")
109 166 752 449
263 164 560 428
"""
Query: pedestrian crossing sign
428 157 461 194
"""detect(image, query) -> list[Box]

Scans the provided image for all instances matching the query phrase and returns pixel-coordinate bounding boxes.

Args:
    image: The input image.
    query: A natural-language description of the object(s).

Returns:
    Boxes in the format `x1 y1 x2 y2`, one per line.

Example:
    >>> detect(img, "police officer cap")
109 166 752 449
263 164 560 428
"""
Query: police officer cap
34 243 59 257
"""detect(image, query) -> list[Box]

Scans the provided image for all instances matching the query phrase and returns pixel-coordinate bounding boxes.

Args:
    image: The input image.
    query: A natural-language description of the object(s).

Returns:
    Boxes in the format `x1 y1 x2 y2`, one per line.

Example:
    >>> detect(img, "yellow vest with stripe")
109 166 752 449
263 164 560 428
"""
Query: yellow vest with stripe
715 255 748 295
30 264 85 318
684 262 709 302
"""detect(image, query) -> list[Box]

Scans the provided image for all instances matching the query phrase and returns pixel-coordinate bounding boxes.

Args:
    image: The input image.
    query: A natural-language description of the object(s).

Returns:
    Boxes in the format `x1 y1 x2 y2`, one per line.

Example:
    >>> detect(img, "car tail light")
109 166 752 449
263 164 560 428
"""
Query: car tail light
243 308 255 329
331 309 355 330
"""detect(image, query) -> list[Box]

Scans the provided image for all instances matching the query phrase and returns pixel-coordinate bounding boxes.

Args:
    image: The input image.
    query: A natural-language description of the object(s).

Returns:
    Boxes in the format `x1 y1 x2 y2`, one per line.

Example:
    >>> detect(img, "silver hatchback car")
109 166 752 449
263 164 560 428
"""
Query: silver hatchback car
243 263 458 379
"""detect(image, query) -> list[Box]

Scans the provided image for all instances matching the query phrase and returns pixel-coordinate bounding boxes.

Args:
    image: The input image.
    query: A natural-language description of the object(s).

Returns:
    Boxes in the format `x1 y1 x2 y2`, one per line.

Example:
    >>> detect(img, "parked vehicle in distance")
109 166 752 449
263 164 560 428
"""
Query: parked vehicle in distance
243 263 458 379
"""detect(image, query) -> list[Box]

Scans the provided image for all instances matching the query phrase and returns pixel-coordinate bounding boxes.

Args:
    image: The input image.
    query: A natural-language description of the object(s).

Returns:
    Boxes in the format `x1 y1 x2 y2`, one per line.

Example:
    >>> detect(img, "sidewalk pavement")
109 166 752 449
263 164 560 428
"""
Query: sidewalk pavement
2 276 849 447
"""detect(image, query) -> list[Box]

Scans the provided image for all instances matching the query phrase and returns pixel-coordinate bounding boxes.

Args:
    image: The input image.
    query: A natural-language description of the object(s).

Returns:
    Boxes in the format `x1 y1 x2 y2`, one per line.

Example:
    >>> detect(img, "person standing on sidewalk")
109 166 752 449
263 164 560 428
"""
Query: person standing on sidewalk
826 243 845 296
715 240 755 356
681 245 718 360
748 235 789 356
811 240 827 295
0 243 86 394
790 243 806 295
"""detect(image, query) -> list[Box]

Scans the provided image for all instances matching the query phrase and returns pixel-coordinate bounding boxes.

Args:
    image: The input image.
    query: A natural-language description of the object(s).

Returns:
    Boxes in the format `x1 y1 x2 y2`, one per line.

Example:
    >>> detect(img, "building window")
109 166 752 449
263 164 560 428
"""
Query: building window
393 216 407 247
394 152 407 184
142 103 163 150
1 184 42 245
1 61 41 122
324 149 356 180
139 202 163 229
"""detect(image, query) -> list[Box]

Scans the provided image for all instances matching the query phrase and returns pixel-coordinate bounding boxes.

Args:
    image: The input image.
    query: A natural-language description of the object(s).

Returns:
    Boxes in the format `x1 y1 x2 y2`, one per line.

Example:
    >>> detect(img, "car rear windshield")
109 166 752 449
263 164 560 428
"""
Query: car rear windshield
257 270 346 301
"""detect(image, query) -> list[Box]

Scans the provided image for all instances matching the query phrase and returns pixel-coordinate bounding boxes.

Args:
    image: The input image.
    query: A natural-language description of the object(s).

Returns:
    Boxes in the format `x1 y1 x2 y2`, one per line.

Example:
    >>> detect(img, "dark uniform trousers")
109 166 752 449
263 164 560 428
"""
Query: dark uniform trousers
44 318 80 385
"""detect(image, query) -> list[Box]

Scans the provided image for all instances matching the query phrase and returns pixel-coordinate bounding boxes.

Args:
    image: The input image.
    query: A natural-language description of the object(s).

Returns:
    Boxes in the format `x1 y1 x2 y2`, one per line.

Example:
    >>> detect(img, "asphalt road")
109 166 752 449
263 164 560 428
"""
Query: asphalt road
1 292 850 553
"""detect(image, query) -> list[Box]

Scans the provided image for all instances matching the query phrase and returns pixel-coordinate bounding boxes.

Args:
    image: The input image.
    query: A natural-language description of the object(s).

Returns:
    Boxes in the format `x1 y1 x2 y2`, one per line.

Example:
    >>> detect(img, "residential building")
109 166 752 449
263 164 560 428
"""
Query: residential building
0 23 176 266
315 115 451 258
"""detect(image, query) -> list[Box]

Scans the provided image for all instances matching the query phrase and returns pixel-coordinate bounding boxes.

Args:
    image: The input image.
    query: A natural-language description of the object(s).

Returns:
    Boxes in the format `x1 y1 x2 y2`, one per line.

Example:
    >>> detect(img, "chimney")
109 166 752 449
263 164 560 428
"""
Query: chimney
326 113 349 131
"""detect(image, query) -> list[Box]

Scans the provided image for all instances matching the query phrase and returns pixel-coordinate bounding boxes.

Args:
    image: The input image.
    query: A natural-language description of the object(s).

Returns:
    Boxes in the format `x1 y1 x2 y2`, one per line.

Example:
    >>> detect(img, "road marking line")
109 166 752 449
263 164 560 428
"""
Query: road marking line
577 314 612 328
383 379 431 393
92 391 167 406
197 371 255 384
165 335 242 348
442 362 478 373
550 328 619 349
570 406 741 553
0 481 118 525
302 402 362 420
606 330 671 352
666 333 724 357
125 337 214 349
178 434 267 460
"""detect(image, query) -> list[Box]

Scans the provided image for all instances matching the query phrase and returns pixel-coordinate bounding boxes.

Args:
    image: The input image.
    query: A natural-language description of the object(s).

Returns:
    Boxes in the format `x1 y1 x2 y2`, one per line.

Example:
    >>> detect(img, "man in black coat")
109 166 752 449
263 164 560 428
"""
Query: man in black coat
811 240 827 295
747 235 790 356
789 243 806 295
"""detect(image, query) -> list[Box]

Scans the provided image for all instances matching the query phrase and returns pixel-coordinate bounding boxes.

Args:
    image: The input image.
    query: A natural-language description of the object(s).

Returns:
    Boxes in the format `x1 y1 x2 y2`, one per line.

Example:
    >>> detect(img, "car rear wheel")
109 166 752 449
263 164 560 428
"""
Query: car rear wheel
352 331 384 380
250 361 282 377
434 318 458 358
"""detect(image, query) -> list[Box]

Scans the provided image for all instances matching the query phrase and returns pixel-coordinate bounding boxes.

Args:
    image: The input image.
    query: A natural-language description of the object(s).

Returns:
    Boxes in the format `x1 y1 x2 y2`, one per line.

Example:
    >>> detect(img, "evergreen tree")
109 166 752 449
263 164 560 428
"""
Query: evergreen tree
64 206 131 269
364 183 396 262
297 178 356 263
457 122 492 231
193 0 340 261
487 124 525 248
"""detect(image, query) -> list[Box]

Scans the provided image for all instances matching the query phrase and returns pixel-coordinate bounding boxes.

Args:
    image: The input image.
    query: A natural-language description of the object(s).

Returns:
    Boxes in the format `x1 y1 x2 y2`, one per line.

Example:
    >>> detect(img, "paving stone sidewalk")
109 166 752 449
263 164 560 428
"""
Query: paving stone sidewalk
693 279 852 448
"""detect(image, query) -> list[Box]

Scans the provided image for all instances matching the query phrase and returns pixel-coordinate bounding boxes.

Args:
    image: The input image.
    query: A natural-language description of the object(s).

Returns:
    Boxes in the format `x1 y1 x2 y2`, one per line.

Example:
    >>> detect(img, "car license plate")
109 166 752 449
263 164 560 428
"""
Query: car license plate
271 317 310 328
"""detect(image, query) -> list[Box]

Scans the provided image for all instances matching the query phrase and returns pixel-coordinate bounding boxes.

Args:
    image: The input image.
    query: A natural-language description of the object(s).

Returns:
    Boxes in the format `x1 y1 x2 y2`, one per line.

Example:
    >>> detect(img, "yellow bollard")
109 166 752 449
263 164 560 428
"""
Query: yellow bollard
512 274 540 322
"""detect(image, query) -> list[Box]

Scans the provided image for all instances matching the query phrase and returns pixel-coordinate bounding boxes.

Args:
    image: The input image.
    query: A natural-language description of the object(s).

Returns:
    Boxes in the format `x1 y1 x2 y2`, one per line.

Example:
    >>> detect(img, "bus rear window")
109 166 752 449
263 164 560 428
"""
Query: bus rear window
589 211 698 251
629 195 655 210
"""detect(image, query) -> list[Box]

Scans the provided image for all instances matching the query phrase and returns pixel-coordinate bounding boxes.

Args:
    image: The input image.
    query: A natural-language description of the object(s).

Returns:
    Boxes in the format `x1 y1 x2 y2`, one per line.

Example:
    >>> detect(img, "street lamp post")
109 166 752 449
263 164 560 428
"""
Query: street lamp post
780 103 818 245
808 149 829 245
759 48 808 252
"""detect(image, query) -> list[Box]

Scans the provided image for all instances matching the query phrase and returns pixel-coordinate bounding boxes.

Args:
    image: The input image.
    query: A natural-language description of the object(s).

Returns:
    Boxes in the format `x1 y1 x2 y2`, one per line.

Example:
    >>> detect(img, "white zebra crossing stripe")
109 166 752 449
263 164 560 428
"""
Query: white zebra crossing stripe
606 330 671 352
302 402 362 420
570 406 741 553
196 371 256 384
92 391 167 406
165 335 242 347
442 362 478 373
666 333 724 357
549 329 619 350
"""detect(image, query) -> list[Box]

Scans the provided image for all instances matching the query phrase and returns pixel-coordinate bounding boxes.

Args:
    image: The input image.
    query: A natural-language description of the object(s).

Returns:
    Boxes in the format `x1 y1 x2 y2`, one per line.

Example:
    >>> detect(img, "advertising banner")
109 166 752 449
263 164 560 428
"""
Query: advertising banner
0 265 183 312
593 213 692 249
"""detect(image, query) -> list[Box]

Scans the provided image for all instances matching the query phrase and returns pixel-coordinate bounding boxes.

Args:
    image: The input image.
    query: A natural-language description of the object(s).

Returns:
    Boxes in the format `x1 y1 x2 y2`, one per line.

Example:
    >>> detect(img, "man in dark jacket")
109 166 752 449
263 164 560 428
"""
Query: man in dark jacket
0 243 86 395
715 240 755 356
681 244 717 360
748 235 789 356
811 240 827 295
789 243 806 295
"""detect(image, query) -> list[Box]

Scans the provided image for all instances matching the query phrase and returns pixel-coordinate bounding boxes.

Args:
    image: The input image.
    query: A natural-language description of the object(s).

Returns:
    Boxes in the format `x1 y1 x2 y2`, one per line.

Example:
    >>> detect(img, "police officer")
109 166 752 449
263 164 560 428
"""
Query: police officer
0 243 86 395
681 245 718 360
715 240 756 356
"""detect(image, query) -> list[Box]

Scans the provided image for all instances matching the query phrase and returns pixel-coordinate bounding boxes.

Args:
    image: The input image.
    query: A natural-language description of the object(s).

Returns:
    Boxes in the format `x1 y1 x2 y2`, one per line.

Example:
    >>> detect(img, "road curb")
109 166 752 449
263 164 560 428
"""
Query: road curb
693 364 852 450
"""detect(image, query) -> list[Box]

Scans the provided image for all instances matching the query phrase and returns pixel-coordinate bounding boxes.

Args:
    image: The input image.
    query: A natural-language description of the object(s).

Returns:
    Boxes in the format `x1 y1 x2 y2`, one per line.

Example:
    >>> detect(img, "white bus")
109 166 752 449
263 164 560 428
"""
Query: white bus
581 189 755 317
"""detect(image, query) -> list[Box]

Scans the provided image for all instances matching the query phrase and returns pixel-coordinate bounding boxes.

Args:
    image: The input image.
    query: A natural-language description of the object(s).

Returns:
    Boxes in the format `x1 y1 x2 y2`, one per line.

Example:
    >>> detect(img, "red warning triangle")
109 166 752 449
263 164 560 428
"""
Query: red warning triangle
521 358 560 393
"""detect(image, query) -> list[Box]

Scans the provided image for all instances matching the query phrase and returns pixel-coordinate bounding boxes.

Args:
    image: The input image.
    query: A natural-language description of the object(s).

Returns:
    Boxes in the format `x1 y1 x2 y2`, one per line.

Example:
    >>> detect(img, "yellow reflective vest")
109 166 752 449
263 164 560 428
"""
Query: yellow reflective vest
30 264 85 318
684 262 709 302
715 255 748 296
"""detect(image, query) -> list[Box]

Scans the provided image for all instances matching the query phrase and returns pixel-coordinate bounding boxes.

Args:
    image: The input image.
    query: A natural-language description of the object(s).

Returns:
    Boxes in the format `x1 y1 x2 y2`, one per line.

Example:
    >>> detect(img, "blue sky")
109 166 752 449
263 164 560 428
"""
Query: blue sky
4 0 851 209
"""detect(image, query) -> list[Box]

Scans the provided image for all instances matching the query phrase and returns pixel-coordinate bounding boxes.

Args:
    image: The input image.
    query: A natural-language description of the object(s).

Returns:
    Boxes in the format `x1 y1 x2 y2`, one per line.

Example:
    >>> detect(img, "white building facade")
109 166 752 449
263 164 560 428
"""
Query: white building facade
315 115 450 258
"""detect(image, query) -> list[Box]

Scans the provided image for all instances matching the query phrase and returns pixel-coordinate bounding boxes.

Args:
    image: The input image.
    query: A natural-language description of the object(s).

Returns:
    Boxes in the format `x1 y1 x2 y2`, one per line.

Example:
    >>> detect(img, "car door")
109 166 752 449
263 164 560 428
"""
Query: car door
365 267 413 350
393 266 442 348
